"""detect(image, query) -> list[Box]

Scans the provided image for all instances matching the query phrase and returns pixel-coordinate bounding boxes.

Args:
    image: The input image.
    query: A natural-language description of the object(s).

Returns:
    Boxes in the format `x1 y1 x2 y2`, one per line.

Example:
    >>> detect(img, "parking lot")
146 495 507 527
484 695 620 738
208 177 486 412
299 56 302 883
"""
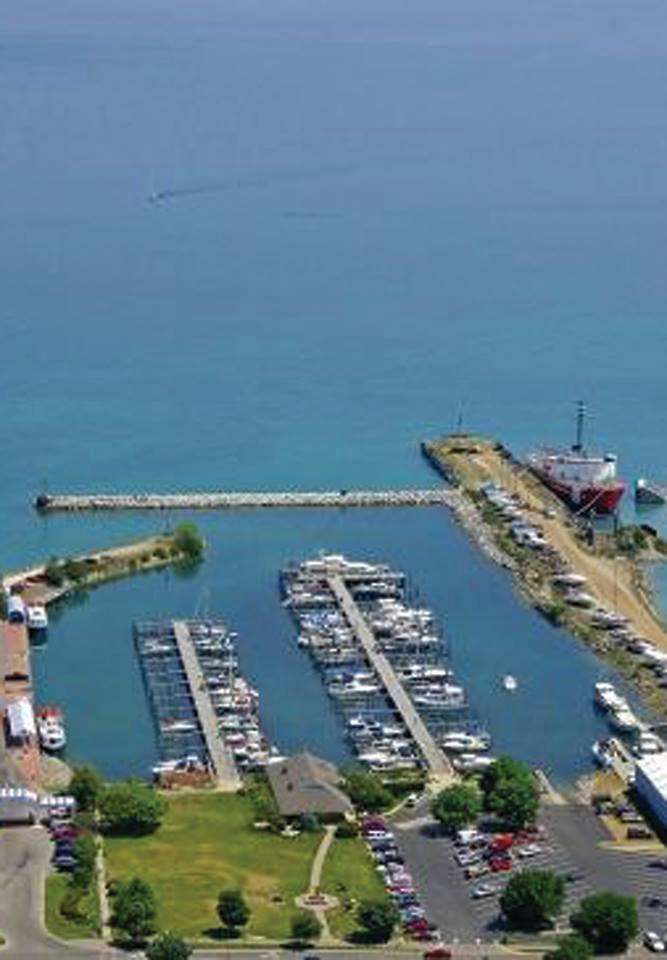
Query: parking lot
392 801 667 944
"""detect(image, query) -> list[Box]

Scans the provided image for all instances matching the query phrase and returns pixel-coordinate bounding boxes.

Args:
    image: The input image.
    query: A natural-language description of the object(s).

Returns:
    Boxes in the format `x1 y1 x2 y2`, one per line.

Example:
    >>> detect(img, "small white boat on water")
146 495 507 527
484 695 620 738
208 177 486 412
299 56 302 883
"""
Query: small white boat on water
27 605 48 632
608 703 641 733
502 674 518 692
594 682 626 712
633 732 665 757
441 731 492 753
592 739 614 768
37 706 66 752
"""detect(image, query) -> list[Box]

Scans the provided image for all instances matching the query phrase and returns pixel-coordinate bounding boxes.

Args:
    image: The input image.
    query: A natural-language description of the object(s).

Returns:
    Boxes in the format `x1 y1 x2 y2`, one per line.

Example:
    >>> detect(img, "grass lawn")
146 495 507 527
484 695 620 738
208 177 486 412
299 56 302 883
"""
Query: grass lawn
104 793 321 942
320 835 388 939
45 874 100 940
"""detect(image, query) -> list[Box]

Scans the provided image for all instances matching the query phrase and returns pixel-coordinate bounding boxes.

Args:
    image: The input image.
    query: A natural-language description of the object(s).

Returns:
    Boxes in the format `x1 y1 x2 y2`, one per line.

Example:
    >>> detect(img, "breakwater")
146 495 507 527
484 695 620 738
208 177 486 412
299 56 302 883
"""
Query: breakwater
35 489 456 512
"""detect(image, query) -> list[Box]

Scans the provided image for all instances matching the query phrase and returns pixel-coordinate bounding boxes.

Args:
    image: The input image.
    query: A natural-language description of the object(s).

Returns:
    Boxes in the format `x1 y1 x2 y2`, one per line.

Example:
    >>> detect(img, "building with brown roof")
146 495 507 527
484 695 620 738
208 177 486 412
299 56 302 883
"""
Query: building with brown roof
266 752 353 819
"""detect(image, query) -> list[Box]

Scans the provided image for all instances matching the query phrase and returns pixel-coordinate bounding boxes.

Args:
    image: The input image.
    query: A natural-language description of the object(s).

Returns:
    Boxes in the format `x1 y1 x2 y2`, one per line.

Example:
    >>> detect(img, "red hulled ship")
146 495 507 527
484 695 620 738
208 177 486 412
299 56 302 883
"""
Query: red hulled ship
527 403 625 515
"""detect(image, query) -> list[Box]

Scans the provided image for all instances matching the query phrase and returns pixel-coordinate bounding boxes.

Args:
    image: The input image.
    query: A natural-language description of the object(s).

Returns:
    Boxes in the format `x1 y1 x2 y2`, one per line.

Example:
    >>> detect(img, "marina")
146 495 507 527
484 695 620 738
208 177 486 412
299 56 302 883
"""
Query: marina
281 553 497 785
134 618 273 791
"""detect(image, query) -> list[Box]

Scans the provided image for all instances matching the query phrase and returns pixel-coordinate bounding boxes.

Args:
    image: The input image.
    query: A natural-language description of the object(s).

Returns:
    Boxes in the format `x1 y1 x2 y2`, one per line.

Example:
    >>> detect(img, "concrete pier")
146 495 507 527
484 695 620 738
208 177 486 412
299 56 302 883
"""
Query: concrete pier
35 488 457 512
172 621 241 792
326 575 455 785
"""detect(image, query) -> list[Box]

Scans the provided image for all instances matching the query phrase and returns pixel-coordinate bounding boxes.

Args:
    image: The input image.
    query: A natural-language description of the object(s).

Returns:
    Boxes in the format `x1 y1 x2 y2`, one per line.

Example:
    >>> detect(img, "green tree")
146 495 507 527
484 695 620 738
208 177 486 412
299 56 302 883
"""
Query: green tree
111 877 157 943
481 756 539 828
71 833 97 891
357 900 397 943
431 783 481 832
172 523 205 562
570 892 639 954
342 768 392 812
500 870 565 930
99 780 167 836
68 765 103 812
545 934 593 960
291 911 322 944
44 556 64 586
145 931 192 960
217 888 250 935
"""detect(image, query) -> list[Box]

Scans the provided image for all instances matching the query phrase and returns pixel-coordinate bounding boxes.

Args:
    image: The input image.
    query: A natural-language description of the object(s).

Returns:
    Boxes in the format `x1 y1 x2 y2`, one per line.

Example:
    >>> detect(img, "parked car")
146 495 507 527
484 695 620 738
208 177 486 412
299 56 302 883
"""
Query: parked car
627 825 653 840
644 931 666 953
456 828 485 846
517 843 542 858
405 793 421 807
488 833 514 853
465 862 489 880
424 949 452 960
54 855 77 870
489 856 512 873
456 850 482 867
472 883 498 899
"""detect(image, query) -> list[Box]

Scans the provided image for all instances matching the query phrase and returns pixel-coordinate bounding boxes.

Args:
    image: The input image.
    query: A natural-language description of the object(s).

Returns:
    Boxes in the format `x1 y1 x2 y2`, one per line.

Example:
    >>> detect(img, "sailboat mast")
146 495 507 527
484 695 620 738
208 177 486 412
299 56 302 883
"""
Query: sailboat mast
574 401 586 452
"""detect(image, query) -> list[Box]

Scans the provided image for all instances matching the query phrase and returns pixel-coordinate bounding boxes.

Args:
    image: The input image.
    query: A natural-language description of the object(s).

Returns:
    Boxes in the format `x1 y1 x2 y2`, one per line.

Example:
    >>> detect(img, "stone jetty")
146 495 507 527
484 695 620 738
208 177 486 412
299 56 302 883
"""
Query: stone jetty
35 489 458 512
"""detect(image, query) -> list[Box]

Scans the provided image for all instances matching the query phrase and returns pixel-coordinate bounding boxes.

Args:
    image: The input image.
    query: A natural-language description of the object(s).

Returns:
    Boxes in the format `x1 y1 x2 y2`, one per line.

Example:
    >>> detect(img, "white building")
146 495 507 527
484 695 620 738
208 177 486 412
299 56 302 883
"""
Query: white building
635 753 667 828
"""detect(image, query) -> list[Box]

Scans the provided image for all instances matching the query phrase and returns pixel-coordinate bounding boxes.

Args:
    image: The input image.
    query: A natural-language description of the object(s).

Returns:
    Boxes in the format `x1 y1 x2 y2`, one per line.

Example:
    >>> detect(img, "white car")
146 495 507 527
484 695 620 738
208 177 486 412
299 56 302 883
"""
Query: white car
518 843 542 858
644 931 666 953
472 883 498 899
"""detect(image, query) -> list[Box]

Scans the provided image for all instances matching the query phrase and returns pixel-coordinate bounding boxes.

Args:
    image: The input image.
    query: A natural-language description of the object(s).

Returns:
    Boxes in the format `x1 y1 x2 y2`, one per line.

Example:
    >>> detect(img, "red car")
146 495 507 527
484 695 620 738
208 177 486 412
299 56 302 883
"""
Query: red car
489 856 512 873
51 825 81 840
488 833 514 852
424 949 453 960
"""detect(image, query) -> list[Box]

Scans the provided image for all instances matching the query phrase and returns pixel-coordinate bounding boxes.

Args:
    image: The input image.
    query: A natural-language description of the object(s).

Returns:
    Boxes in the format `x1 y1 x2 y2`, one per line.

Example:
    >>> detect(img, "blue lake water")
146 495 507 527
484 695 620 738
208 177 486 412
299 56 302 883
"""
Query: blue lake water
4 0 667 784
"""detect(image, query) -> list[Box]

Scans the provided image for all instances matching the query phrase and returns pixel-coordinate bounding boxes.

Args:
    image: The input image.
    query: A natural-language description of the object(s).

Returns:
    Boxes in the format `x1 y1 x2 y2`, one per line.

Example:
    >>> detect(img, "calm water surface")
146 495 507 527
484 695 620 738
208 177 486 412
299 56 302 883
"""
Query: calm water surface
4 0 667 782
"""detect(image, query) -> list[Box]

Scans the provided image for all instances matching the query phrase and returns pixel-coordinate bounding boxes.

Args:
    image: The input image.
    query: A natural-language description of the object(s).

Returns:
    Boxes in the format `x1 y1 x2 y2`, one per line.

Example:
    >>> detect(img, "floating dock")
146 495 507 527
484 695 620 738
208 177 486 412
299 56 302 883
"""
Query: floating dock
327 574 454 784
34 488 457 512
282 555 463 786
172 621 241 790
135 618 276 791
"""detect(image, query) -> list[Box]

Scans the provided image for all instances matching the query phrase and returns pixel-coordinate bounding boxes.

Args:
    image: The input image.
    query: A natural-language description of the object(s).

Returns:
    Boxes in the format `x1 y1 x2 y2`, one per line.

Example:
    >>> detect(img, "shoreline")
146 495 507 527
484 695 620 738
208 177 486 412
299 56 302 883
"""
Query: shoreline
422 435 667 725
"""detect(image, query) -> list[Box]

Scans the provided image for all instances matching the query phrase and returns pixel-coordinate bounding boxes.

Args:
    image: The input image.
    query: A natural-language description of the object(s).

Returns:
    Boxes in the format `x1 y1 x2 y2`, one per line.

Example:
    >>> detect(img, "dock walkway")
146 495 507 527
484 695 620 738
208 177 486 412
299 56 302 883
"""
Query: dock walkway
326 575 454 785
172 621 241 792
35 489 457 512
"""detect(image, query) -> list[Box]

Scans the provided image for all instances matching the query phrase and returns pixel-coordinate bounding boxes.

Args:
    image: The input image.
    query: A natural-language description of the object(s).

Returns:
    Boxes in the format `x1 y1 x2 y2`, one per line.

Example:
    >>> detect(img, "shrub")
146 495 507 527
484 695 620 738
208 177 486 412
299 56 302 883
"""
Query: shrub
99 780 167 836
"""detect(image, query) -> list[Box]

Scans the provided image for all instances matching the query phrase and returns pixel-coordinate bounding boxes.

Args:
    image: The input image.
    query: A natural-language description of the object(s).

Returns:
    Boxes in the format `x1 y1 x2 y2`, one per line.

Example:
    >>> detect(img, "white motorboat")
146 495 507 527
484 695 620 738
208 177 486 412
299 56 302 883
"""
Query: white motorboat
26 605 48 631
552 572 588 588
160 718 198 733
608 704 641 733
594 682 626 712
633 732 665 757
565 591 597 609
591 739 614 768
441 731 491 753
502 674 518 692
37 707 66 752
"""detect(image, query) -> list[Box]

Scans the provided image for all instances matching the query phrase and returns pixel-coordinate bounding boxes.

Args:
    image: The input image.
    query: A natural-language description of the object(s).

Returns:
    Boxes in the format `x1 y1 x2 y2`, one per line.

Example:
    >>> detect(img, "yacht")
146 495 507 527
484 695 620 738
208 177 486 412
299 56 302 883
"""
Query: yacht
160 718 198 733
502 674 518 692
633 732 664 757
441 731 491 753
608 704 641 733
592 739 614 768
594 682 625 711
37 707 66 752
26 605 48 632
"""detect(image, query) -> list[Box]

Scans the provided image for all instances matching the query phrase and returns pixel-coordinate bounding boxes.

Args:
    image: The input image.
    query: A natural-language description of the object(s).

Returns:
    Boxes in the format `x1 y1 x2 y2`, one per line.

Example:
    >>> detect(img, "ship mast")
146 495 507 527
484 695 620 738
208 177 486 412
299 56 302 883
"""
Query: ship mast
573 401 586 453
